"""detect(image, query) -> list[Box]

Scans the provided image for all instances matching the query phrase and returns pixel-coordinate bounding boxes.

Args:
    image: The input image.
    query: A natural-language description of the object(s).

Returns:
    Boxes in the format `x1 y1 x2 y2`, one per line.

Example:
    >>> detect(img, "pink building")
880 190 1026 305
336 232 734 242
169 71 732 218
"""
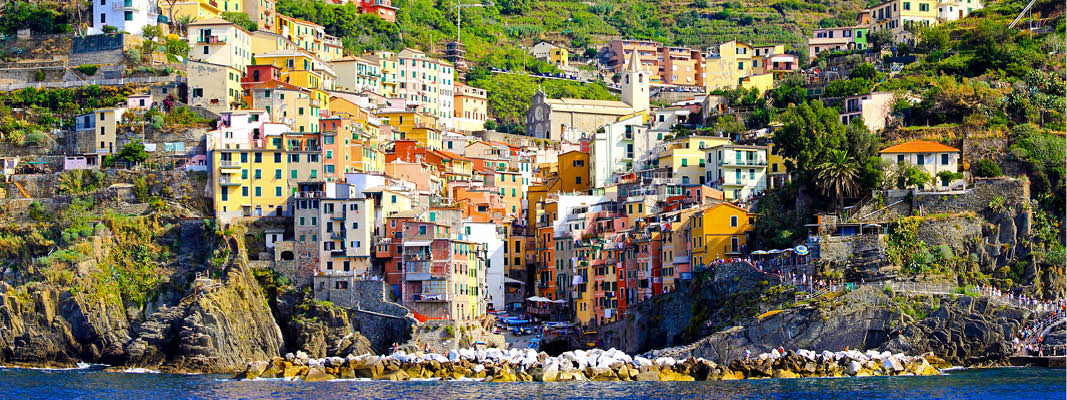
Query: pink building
393 49 455 128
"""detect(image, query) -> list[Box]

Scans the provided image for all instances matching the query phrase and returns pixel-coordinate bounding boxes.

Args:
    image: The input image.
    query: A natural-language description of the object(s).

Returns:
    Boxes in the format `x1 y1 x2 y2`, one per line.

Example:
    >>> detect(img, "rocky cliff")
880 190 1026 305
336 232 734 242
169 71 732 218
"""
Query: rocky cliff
0 263 286 372
650 286 1031 367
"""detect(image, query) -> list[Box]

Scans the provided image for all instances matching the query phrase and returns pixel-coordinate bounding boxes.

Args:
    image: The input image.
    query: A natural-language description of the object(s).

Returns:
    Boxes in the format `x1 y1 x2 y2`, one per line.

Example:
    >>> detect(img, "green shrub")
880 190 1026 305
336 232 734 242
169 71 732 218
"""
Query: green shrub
443 325 455 338
972 159 1002 177
33 70 45 81
75 65 99 76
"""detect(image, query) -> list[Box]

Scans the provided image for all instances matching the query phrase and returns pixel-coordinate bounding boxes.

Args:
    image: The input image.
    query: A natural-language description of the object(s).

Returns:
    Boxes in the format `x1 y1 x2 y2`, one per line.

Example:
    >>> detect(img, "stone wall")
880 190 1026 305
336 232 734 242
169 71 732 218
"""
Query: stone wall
818 234 886 264
347 280 416 353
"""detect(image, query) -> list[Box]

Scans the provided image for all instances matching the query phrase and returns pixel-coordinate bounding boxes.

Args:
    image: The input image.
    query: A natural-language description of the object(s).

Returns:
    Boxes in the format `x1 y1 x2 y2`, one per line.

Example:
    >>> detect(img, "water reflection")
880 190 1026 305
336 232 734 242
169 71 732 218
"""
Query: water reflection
0 366 1062 400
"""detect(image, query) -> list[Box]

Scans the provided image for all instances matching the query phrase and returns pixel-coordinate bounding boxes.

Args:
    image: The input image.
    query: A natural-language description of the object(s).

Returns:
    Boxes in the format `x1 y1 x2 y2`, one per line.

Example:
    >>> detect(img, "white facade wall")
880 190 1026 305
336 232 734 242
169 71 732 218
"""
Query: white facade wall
91 0 159 36
464 222 505 311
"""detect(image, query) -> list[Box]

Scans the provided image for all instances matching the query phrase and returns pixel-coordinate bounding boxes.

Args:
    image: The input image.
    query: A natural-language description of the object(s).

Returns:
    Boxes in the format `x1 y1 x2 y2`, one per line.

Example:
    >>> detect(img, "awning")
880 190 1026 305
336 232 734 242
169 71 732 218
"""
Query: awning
403 240 432 247
527 296 553 302
504 277 524 284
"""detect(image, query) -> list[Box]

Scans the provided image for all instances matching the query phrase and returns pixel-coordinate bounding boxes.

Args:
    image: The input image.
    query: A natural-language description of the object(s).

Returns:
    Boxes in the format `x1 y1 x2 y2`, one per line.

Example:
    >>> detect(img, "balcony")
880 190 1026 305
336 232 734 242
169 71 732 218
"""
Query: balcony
329 231 345 240
197 35 227 45
310 99 321 107
112 0 139 11
330 249 347 257
719 159 768 167
219 160 241 169
294 191 324 198
218 177 241 186
330 213 345 221
413 293 449 302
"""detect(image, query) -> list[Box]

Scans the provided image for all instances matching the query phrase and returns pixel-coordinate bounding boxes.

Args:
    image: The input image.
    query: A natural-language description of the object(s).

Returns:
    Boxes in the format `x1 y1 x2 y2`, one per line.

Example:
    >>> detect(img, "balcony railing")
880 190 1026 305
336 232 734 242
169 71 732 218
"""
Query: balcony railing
294 191 324 198
219 160 241 168
218 177 241 186
197 35 226 45
719 159 768 167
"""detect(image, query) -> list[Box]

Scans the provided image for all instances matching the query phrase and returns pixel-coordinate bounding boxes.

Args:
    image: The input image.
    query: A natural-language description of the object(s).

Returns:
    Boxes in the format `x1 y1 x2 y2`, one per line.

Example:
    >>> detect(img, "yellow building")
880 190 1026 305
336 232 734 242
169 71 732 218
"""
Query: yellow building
274 15 342 62
245 80 319 133
548 47 569 68
351 142 385 173
656 136 728 186
212 146 300 221
453 83 487 132
689 203 754 267
705 41 781 92
160 0 234 22
381 110 440 149
558 151 591 192
740 73 775 96
254 50 333 119
241 0 276 31
363 50 398 97
494 170 524 217
767 142 790 189
187 18 252 73
250 30 297 56
869 0 941 42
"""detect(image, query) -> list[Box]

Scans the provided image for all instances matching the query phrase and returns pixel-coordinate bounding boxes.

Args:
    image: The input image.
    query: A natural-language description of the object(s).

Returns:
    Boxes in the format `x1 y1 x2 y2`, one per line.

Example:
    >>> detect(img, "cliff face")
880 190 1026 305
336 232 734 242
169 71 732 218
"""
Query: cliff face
0 283 132 367
653 287 1031 366
274 292 375 359
124 264 285 373
0 264 285 372
600 263 787 354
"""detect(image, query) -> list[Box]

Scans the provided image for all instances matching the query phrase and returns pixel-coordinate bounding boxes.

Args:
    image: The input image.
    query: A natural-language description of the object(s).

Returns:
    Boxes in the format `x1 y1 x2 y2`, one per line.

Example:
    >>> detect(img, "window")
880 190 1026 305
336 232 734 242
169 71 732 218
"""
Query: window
941 153 949 165
897 154 905 163
731 215 738 227
275 187 282 196
917 154 925 166
919 3 929 11
903 1 910 10
255 187 262 196
124 11 133 21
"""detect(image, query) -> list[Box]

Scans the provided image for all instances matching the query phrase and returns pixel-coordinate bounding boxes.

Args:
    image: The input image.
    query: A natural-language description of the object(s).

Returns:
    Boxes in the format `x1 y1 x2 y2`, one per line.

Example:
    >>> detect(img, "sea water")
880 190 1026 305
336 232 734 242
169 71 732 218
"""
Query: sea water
0 366 1062 399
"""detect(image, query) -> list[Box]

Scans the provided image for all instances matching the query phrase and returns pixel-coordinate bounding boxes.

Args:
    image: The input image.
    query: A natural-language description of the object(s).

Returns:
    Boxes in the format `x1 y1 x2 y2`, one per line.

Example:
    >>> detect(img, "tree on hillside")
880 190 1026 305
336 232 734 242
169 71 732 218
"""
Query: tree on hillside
769 74 807 108
118 141 149 166
772 100 847 181
844 118 878 161
710 115 745 138
221 12 258 32
849 63 877 80
815 149 860 209
867 29 894 52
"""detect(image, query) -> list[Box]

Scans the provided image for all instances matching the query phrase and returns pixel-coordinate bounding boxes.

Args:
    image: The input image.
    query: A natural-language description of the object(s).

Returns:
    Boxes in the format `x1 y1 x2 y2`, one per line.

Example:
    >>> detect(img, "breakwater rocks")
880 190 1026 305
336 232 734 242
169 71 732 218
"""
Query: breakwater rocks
233 347 946 382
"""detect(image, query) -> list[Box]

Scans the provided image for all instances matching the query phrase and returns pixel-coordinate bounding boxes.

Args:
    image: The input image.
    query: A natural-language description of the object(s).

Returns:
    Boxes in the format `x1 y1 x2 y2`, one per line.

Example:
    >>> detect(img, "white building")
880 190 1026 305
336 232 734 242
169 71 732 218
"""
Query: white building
705 144 769 201
879 141 961 190
297 183 376 301
187 18 253 73
591 112 646 188
90 0 160 36
463 222 506 311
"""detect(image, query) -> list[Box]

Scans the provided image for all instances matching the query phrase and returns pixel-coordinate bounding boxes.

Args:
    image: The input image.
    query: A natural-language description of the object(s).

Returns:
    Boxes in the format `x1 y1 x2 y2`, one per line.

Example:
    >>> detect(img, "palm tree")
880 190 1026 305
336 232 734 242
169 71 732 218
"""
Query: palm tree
175 15 197 37
815 149 860 210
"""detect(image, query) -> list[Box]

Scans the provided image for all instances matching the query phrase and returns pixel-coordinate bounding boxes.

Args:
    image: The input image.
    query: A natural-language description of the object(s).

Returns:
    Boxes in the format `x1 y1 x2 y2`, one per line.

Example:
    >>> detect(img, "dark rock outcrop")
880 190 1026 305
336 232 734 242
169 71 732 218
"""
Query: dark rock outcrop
651 287 1031 367
274 292 375 359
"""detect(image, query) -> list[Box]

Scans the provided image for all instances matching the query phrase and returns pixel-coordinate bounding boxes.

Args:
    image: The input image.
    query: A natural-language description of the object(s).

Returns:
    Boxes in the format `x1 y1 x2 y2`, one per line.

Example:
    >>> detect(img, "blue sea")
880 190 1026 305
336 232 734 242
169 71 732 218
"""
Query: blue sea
0 366 1062 399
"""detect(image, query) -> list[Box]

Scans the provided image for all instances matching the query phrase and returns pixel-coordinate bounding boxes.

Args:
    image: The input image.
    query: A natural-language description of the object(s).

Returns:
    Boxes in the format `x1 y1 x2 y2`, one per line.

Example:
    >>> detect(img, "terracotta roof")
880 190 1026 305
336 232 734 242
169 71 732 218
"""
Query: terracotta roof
432 150 473 162
879 141 959 154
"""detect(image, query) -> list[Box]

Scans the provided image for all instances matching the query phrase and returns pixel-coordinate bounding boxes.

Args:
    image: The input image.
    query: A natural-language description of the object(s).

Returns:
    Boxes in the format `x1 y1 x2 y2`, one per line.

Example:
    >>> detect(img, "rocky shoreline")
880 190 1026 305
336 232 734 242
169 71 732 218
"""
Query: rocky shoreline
233 347 948 382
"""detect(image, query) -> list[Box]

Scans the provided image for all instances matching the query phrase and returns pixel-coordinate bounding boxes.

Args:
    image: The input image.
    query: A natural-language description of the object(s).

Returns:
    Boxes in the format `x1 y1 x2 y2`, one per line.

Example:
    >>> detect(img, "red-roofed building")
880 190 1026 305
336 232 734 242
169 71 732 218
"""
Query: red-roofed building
880 141 962 190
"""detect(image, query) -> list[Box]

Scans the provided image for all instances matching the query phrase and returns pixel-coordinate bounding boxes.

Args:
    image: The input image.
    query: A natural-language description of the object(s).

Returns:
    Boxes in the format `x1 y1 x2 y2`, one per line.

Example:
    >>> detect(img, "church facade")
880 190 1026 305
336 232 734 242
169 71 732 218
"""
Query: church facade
526 51 650 141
